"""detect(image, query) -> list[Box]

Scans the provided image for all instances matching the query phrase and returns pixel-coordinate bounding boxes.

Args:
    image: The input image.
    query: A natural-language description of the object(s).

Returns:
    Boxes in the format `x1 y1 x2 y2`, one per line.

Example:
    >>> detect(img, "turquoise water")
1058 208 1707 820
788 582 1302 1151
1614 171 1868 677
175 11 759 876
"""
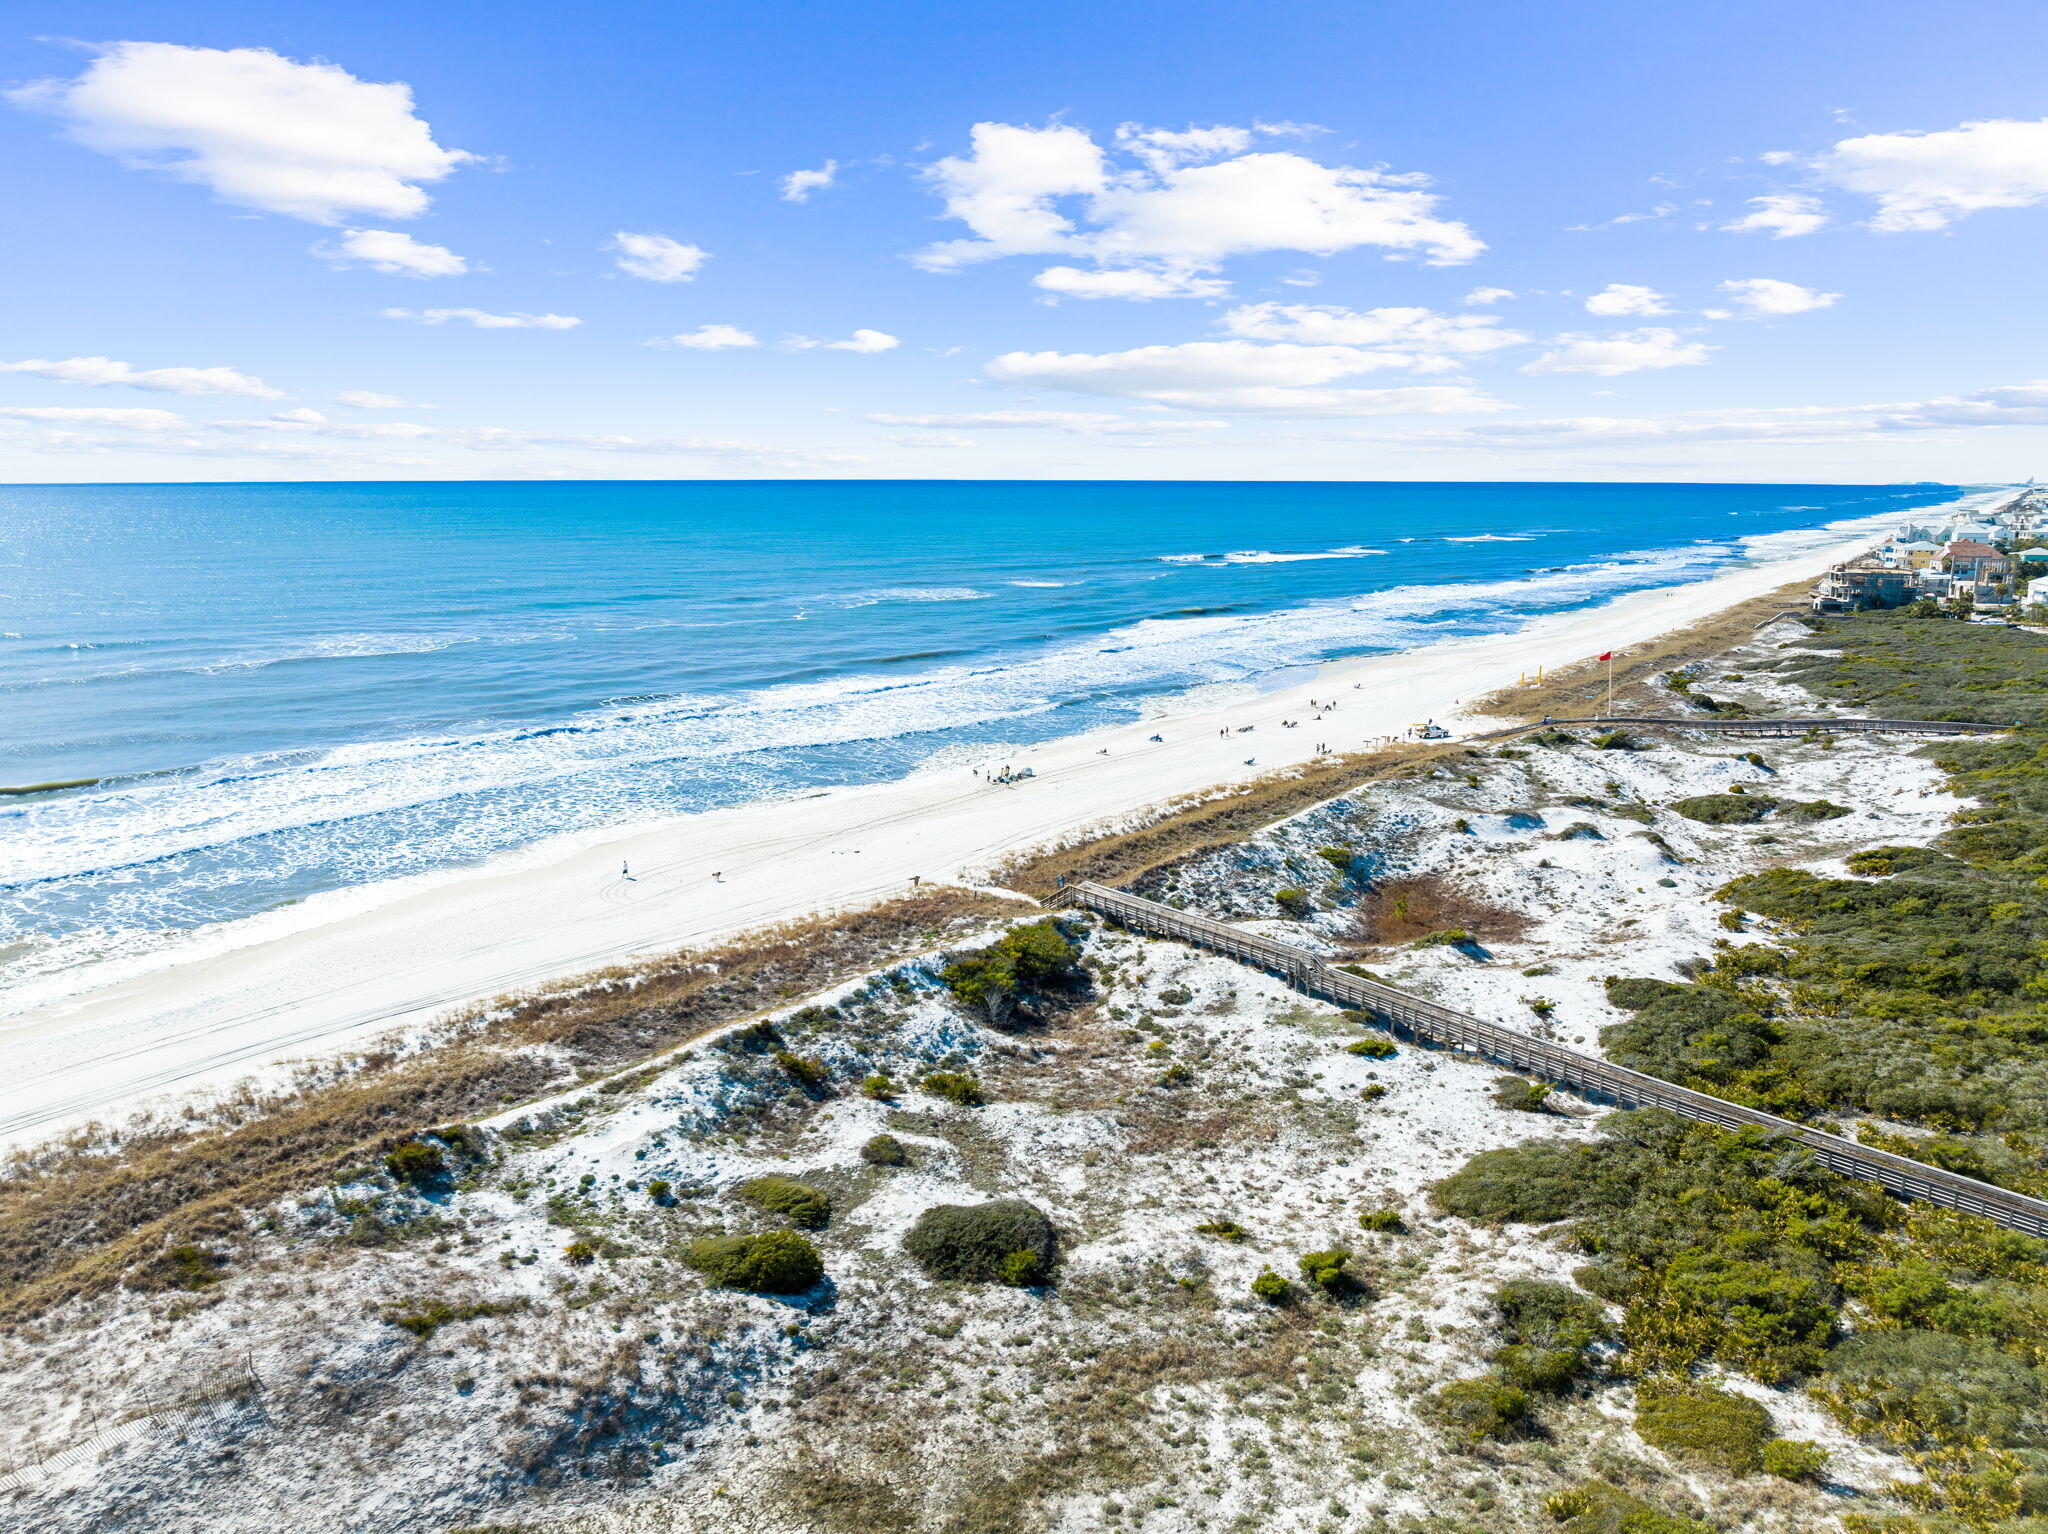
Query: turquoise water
0 479 1956 1002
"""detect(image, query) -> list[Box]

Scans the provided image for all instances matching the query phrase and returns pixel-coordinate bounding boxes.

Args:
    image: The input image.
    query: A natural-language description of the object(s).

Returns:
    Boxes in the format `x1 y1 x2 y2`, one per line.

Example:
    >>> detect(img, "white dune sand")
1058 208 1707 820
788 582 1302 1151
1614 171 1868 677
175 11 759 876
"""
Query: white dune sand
0 517 1904 1147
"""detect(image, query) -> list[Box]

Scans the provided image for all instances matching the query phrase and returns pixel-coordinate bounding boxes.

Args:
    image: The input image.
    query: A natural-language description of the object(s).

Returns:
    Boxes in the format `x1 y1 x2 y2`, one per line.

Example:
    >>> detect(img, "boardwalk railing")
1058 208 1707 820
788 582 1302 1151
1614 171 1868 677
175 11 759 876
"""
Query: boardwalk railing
1475 715 2013 742
1056 880 2048 1238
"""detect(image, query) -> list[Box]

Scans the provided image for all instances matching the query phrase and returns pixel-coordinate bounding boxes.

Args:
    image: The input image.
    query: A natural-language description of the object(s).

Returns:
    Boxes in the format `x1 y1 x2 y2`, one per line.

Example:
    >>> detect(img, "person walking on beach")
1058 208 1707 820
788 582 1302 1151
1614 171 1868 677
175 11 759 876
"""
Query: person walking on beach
621 861 635 881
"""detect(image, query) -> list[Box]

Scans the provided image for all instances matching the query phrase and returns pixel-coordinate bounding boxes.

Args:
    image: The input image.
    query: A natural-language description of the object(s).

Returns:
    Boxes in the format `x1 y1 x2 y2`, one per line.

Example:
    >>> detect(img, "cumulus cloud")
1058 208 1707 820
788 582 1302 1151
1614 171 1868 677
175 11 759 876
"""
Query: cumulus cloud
1032 264 1229 300
780 160 839 202
880 431 976 448
0 354 283 397
1217 302 1526 368
383 308 580 329
648 324 759 350
786 329 899 353
983 340 1508 415
610 231 708 282
1814 116 2048 231
1583 283 1671 317
1523 328 1713 376
1721 193 1828 238
317 229 469 276
1718 277 1840 316
1463 286 1515 305
0 404 184 430
913 120 1482 301
866 410 1228 437
7 41 472 224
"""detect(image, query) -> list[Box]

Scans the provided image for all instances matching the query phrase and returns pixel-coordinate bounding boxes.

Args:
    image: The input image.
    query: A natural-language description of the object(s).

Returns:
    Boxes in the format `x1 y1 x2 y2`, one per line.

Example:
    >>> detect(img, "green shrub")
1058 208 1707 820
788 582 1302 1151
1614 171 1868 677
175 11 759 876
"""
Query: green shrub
1553 821 1603 840
647 1178 672 1202
921 1070 986 1106
1819 1329 2048 1450
1492 1075 1552 1113
1316 846 1356 871
687 1230 824 1293
739 1174 831 1229
903 1198 1056 1285
774 1050 829 1090
564 1239 598 1266
384 1297 525 1339
1429 1376 1528 1441
942 919 1086 1025
1194 1218 1250 1242
1778 798 1851 821
1760 1438 1829 1481
1670 792 1775 824
1412 926 1472 947
1527 729 1578 747
1432 1141 1587 1223
384 1140 446 1185
1274 887 1313 919
1358 1209 1406 1234
1495 1345 1582 1393
1544 1481 1712 1533
1592 730 1641 751
1158 985 1194 1006
156 1244 227 1290
1358 1083 1388 1101
1633 1384 1773 1475
1495 1278 1610 1352
860 1133 908 1167
1251 1268 1291 1304
1297 1248 1353 1293
861 1073 897 1099
1343 1037 1397 1059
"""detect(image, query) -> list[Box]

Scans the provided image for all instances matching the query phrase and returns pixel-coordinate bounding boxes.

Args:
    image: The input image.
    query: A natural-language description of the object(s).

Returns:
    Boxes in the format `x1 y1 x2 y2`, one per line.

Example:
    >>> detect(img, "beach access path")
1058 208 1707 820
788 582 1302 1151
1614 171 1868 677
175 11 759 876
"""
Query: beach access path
0 522 1890 1149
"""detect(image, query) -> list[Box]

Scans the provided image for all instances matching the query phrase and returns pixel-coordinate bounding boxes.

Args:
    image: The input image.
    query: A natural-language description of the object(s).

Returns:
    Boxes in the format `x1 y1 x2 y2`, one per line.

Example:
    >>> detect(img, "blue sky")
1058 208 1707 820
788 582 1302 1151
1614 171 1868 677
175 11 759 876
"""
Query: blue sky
3 0 2047 482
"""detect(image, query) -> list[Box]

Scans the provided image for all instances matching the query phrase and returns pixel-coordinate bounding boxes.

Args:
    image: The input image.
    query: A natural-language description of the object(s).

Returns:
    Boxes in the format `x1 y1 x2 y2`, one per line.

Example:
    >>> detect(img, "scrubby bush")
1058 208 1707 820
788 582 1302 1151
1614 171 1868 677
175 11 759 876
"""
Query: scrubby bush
1552 821 1603 840
647 1178 672 1203
861 1073 897 1099
739 1174 831 1229
1195 1218 1250 1242
1412 926 1472 948
1599 976 1775 1089
1761 1438 1829 1481
903 1198 1056 1285
1358 1083 1388 1101
1433 1141 1586 1223
1358 1208 1406 1234
1633 1384 1773 1475
921 1070 986 1106
1343 1037 1397 1059
1496 1277 1610 1352
860 1133 908 1167
1274 887 1313 919
1429 1376 1528 1442
687 1230 824 1293
1297 1248 1354 1294
1592 730 1641 751
1316 846 1356 872
1778 798 1851 821
1544 1481 1712 1533
1495 1345 1581 1393
1491 1075 1552 1113
774 1050 829 1090
384 1140 446 1186
1670 792 1774 824
1527 729 1578 747
1158 985 1194 1006
564 1239 597 1266
1251 1268 1291 1304
1818 1329 2048 1451
942 919 1087 1026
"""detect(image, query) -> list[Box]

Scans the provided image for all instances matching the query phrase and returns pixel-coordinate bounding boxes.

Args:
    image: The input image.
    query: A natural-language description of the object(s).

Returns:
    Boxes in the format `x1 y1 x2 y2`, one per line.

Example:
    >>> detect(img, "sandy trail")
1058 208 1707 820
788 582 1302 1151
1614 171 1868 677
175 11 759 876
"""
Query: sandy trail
0 522 1891 1147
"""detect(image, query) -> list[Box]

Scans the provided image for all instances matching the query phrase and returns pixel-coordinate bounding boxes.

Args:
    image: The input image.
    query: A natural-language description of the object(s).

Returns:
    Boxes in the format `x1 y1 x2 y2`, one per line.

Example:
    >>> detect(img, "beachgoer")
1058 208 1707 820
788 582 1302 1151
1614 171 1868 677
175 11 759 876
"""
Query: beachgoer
1245 757 1256 765
713 871 723 882
621 861 632 880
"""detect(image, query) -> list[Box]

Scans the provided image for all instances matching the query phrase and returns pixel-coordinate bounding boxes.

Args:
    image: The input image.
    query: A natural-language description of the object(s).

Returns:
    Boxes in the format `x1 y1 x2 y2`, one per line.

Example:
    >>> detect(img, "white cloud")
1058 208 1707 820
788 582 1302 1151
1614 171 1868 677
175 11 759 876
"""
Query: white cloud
335 390 434 409
984 340 1508 415
318 229 469 276
780 160 839 202
0 404 183 430
1463 286 1515 305
880 431 976 448
610 231 708 282
8 41 472 223
1031 264 1229 300
1523 328 1713 376
1217 302 1526 367
866 410 1228 437
1583 283 1670 316
1814 116 2048 231
914 120 1483 300
786 329 899 353
1721 193 1828 238
648 324 759 350
1718 277 1840 315
0 355 283 398
383 308 580 329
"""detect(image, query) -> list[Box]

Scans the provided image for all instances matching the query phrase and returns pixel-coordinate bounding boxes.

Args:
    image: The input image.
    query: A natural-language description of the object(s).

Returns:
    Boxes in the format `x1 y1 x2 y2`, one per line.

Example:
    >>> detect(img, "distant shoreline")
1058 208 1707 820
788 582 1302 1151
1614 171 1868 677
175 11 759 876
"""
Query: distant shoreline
0 500 1969 1148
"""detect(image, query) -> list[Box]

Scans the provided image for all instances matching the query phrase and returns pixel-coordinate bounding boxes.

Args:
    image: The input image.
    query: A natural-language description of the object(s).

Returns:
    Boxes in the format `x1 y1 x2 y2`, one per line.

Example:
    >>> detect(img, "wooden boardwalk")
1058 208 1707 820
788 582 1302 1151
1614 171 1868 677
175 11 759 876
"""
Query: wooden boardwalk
1056 881 2048 1238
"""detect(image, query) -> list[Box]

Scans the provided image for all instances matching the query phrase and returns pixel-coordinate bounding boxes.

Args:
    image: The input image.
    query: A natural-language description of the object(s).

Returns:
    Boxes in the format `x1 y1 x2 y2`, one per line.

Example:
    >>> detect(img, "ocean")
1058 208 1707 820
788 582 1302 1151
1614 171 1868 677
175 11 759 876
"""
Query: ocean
0 478 1961 1013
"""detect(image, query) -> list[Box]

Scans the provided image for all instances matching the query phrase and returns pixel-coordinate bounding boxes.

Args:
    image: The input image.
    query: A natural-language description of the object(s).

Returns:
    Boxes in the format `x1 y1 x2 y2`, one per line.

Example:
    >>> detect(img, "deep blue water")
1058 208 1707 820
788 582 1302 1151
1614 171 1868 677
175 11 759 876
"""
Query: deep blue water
0 478 1961 1003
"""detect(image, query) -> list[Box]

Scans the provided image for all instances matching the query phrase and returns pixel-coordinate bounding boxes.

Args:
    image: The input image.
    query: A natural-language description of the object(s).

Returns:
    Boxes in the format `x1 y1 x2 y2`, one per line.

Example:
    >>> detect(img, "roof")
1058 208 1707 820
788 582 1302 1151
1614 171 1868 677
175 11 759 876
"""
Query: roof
1944 539 2003 558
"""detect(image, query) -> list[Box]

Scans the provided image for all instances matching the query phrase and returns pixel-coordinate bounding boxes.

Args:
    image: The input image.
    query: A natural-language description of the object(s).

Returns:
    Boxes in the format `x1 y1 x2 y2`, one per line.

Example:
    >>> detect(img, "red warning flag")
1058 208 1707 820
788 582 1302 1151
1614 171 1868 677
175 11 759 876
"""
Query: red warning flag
1597 651 1613 661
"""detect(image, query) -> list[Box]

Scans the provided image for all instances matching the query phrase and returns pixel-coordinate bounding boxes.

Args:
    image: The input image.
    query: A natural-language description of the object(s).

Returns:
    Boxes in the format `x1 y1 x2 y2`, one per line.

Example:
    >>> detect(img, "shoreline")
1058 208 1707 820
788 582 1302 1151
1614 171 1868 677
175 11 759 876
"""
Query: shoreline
0 508 1932 1147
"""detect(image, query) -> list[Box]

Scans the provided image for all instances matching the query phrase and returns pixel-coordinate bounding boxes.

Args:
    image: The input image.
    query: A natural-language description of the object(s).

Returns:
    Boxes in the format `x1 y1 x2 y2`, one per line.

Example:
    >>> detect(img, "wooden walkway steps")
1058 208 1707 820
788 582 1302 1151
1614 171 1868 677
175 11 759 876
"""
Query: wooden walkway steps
1055 880 2048 1238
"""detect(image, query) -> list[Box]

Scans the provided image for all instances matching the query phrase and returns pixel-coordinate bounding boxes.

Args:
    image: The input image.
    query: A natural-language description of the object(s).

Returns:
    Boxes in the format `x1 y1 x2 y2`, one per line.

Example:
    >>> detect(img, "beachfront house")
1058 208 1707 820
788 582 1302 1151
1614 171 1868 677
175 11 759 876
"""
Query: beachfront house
1812 558 1919 612
1943 539 2013 584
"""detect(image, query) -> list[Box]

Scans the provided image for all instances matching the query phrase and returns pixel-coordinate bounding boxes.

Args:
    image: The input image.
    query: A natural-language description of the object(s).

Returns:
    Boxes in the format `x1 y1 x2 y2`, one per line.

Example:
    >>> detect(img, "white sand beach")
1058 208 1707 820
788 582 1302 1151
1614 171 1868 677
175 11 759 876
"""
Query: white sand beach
0 519 1897 1148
